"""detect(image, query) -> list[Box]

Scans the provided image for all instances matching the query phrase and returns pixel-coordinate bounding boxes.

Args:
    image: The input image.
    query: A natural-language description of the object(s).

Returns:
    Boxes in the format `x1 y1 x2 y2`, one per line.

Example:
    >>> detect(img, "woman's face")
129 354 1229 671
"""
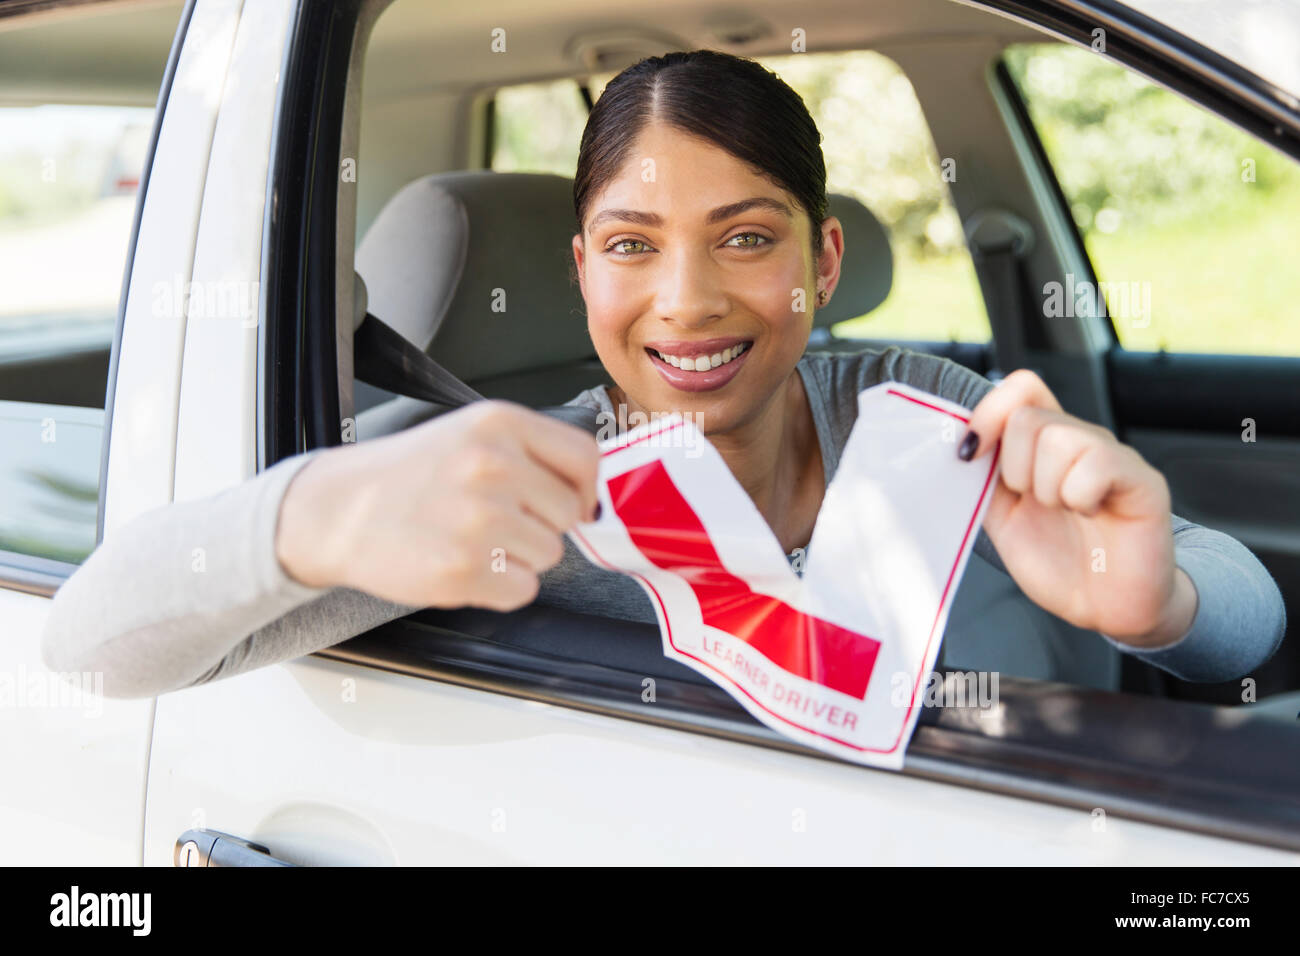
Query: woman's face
573 121 843 436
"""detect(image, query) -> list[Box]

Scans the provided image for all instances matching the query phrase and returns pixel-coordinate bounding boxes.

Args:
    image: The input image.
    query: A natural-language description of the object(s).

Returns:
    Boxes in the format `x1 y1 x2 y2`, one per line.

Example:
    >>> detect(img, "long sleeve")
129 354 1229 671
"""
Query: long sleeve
40 447 422 699
970 511 1286 683
1096 517 1287 682
38 394 598 700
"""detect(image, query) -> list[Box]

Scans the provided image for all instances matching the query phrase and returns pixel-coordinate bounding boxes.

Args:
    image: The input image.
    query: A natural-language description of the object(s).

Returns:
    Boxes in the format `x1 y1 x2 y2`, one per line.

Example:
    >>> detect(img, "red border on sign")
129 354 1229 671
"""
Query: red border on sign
572 388 1000 754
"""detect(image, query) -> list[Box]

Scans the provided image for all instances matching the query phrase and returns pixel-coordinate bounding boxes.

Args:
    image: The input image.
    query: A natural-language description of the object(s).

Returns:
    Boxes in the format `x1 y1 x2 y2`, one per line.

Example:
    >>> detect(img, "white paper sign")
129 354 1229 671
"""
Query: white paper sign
568 381 1001 768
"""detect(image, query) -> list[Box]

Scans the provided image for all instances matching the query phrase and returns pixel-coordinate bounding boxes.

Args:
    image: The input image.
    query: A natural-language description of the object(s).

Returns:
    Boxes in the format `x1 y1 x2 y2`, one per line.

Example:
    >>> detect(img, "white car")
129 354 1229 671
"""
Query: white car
1 0 1298 866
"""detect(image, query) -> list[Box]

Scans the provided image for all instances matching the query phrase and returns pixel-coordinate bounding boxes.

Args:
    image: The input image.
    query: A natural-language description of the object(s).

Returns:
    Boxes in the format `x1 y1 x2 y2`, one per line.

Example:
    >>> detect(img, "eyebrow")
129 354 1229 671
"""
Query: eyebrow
587 196 794 233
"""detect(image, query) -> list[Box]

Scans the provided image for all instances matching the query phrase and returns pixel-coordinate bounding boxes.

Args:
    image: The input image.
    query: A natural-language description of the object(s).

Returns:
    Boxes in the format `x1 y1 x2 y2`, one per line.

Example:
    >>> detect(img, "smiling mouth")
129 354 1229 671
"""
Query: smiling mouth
643 339 754 393
644 341 752 371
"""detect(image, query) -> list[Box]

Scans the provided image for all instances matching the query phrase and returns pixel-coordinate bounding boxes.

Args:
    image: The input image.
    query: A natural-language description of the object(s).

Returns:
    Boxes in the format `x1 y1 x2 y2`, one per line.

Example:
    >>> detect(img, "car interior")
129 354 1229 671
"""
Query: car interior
342 0 1300 716
2 0 1297 723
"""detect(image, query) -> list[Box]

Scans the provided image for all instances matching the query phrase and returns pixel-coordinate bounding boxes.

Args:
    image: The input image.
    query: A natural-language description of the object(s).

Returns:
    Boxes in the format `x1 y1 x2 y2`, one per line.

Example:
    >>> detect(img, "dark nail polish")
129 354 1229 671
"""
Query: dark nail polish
592 502 603 521
957 431 979 461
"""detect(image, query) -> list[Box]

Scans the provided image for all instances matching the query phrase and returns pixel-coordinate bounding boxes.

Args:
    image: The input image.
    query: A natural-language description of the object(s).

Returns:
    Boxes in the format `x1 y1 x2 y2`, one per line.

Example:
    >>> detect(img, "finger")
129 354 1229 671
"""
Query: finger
496 506 567 575
1058 443 1121 517
960 369 1062 461
498 449 591 534
1029 421 1102 510
466 560 542 612
982 476 1019 535
997 406 1106 497
444 490 563 575
497 405 601 519
1060 443 1167 519
998 405 1063 497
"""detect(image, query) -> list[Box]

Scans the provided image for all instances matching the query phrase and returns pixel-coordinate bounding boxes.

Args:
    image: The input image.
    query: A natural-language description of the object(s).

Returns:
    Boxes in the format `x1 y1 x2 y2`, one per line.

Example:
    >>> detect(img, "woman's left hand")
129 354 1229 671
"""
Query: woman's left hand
961 369 1198 648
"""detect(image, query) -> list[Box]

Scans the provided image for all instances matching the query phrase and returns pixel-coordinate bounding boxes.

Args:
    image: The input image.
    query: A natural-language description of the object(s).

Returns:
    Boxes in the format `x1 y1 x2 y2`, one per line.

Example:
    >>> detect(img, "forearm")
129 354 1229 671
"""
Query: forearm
40 449 417 698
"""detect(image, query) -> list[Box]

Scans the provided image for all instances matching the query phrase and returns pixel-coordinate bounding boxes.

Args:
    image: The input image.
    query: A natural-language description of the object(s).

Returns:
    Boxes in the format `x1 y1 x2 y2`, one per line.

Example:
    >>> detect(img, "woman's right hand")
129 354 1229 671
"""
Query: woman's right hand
274 400 601 610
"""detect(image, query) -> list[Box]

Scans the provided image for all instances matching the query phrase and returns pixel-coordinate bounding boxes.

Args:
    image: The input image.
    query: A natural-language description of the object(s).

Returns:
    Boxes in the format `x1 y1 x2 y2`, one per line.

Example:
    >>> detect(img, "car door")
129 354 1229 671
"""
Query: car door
135 0 1300 866
0 0 189 865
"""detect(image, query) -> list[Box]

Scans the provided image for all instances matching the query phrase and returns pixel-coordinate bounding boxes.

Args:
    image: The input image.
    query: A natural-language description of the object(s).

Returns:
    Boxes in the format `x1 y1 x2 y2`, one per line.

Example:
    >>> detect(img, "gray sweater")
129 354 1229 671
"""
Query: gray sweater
40 347 1287 698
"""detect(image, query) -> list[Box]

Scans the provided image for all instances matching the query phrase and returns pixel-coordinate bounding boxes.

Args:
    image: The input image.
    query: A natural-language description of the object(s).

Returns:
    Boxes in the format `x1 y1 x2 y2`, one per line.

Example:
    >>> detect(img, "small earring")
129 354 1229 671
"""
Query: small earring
817 288 828 306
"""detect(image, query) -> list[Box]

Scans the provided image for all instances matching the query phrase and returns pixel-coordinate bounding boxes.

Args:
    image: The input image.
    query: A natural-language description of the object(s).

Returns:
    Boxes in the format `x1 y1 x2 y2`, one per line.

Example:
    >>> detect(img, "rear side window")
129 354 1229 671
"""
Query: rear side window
0 105 150 388
490 52 992 345
0 105 152 565
1004 42 1300 355
0 4 181 569
491 77 605 176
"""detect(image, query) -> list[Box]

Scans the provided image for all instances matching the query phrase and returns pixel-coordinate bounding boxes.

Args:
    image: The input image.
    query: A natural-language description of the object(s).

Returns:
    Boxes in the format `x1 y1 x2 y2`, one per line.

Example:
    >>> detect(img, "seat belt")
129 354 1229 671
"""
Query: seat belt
354 311 483 409
352 311 602 433
964 209 1040 375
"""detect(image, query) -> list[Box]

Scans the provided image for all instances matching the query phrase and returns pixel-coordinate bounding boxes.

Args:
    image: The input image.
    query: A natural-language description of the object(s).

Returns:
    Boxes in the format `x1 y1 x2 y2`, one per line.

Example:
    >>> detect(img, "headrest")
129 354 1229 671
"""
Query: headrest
356 172 588 383
816 192 893 327
355 172 892 380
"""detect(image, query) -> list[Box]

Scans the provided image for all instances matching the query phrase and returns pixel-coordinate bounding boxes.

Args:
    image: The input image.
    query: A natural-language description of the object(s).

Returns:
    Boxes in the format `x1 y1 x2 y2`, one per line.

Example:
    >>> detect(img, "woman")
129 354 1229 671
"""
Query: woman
42 50 1284 698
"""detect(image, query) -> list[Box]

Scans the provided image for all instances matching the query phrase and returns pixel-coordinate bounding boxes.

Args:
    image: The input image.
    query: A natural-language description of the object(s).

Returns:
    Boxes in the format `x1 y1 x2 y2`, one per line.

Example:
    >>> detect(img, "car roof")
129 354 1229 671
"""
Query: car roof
363 0 1044 98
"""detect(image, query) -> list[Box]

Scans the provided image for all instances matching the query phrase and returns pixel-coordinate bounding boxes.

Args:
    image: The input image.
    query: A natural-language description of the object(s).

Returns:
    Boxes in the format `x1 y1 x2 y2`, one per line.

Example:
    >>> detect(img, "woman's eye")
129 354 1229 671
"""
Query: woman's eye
606 238 649 255
725 232 769 248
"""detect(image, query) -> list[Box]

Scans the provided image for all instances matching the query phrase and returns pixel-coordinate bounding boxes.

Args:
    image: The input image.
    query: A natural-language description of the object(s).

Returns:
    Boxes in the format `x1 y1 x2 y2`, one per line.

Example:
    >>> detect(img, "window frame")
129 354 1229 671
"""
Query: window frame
977 0 1300 155
281 0 1300 852
261 0 361 467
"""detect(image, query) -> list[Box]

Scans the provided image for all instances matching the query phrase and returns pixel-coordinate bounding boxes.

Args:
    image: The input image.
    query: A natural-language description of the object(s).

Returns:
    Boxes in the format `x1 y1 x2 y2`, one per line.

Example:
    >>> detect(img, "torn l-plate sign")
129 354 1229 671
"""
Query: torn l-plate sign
568 381 1001 768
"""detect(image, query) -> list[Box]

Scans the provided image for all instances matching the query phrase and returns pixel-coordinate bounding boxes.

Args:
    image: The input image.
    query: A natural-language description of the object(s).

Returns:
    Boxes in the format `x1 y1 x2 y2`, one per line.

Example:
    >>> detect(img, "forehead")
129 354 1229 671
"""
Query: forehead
591 121 793 210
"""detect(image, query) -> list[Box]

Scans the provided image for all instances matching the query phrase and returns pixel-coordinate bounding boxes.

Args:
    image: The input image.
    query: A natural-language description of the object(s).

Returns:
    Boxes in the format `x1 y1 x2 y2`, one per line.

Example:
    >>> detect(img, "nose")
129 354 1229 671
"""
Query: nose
653 248 731 330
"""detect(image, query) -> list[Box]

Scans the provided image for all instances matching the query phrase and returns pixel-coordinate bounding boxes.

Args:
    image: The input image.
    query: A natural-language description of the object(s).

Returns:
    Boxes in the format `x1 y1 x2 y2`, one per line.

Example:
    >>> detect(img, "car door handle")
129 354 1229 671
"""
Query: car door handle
175 828 297 867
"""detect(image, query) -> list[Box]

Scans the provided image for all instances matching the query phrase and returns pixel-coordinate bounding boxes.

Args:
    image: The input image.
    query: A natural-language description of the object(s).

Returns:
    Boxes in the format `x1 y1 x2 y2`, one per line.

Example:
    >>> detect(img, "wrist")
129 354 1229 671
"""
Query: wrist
274 448 351 590
1118 566 1199 650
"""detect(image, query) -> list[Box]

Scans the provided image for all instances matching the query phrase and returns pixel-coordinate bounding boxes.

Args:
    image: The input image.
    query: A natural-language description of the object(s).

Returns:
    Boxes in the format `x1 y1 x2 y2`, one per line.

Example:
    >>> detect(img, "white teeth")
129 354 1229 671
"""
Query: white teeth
653 342 749 371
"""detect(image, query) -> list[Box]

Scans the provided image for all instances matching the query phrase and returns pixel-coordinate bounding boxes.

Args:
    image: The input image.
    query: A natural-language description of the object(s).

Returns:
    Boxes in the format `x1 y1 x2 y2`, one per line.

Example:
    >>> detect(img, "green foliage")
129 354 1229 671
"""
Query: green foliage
766 52 962 260
1003 44 1300 233
1005 43 1300 355
491 79 588 180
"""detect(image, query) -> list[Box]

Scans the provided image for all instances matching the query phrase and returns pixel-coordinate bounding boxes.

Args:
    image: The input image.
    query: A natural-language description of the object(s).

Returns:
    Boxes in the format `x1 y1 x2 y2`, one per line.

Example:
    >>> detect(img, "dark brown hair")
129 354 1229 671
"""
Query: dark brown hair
573 49 828 260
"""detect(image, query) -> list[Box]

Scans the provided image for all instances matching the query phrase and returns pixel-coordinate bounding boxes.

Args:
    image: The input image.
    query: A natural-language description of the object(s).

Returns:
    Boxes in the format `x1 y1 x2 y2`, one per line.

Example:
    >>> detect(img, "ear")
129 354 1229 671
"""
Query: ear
816 215 845 302
571 233 586 300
